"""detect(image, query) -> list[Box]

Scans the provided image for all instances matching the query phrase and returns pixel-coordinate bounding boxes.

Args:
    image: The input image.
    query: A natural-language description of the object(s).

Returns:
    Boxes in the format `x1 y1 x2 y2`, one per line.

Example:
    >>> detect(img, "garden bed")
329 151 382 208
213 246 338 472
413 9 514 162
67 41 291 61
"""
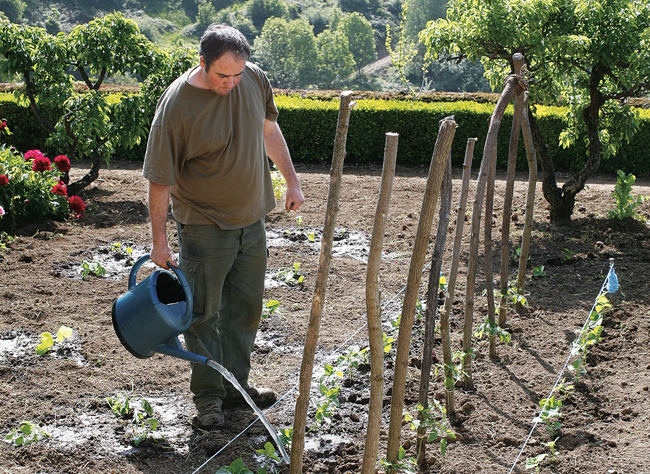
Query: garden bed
0 160 649 473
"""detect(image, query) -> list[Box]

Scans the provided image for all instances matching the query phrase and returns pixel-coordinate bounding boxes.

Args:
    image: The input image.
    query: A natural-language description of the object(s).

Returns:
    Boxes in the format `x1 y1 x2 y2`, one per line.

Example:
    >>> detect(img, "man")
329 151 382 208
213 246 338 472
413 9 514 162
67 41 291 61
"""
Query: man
142 23 304 429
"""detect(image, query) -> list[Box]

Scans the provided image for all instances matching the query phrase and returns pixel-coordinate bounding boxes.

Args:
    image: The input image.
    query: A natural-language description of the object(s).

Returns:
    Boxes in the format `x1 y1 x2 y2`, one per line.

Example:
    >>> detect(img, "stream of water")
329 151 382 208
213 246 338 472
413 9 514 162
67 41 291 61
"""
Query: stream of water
205 359 290 464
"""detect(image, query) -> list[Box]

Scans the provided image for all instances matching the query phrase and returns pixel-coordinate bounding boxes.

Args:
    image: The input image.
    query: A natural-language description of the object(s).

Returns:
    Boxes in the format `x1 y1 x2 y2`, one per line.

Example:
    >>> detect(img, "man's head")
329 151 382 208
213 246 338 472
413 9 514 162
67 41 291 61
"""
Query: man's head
199 24 250 72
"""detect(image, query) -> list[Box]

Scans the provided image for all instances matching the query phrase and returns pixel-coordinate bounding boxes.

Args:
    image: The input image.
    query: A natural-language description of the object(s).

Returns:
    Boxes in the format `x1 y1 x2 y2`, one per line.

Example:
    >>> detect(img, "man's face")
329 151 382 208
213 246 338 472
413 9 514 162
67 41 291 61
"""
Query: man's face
200 53 246 96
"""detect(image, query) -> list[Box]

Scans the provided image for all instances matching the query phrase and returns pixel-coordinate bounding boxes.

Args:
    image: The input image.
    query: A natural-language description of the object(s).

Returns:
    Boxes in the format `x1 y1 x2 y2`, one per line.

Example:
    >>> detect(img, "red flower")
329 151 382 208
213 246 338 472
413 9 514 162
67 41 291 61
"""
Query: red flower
0 175 8 186
67 195 86 217
32 156 52 172
24 149 44 161
51 181 67 196
0 121 6 131
54 155 70 173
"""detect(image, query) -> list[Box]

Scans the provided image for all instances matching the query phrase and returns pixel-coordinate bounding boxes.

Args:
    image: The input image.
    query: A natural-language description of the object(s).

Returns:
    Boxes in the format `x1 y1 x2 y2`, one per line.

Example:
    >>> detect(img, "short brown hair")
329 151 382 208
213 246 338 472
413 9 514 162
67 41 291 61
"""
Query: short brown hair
200 24 250 71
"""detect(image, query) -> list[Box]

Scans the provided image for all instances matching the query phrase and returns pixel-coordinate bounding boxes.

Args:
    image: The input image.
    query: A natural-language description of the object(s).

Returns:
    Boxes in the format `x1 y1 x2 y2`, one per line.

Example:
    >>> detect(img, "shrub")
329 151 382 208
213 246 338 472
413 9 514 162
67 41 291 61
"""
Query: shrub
0 145 86 232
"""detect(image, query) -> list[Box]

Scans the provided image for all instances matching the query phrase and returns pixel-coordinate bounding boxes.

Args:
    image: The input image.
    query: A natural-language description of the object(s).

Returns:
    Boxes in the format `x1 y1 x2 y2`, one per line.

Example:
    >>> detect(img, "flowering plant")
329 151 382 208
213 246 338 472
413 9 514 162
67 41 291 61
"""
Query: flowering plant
0 146 86 231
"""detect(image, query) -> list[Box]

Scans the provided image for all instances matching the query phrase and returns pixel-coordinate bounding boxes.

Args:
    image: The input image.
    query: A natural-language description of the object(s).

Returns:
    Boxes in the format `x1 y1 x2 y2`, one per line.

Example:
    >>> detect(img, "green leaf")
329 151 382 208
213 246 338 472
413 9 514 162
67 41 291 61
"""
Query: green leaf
56 325 73 342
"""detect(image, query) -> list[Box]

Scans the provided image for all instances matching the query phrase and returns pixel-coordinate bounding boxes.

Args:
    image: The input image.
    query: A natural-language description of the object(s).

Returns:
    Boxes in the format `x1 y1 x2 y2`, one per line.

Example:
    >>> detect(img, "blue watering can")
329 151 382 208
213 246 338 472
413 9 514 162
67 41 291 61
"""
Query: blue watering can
111 254 208 365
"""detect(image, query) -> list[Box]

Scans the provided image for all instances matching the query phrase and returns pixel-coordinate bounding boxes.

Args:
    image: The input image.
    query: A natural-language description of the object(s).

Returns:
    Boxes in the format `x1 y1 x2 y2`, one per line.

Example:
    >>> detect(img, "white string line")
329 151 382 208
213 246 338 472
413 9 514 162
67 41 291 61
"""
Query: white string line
190 260 432 474
507 261 614 474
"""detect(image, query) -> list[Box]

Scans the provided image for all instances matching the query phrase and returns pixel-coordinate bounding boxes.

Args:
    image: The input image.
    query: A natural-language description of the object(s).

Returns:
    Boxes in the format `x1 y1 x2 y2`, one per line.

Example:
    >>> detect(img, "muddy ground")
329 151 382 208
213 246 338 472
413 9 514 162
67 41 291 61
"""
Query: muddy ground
0 159 649 474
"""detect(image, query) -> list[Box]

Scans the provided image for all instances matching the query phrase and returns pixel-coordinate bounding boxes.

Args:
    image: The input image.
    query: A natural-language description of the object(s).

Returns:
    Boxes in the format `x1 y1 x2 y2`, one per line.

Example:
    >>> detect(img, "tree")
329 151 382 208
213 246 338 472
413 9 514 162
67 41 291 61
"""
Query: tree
252 17 318 88
0 13 195 194
338 12 377 76
421 0 650 222
245 0 289 30
0 0 26 23
315 29 355 88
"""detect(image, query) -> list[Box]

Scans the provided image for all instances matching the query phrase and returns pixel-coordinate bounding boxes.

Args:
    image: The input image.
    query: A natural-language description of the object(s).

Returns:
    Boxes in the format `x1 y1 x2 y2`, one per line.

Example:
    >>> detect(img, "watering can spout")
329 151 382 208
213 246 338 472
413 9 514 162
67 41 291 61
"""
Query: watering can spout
157 337 210 365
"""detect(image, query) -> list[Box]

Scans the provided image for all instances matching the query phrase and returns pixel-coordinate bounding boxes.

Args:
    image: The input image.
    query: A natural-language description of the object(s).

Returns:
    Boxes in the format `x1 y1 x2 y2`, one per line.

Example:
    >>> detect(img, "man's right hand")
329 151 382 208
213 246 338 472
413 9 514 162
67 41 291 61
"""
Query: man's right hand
151 241 178 270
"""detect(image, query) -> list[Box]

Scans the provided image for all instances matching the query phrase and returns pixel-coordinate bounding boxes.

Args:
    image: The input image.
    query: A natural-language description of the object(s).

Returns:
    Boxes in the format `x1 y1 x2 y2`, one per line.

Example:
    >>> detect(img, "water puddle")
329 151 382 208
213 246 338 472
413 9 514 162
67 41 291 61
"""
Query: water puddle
304 434 352 453
0 330 85 366
55 243 152 281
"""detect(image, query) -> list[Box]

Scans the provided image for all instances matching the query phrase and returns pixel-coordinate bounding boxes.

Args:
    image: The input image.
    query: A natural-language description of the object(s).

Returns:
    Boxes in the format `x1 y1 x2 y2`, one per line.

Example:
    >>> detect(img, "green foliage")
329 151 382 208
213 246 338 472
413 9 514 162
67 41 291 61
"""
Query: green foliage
405 400 455 457
215 457 256 474
253 17 318 88
338 12 376 73
0 0 26 23
533 265 546 278
246 0 289 30
608 170 648 220
270 164 286 201
475 317 511 345
0 146 75 232
4 421 48 446
35 325 73 356
276 261 304 287
196 0 217 30
80 259 107 279
336 344 368 378
420 0 650 205
525 453 547 473
262 299 281 320
106 392 158 446
315 29 355 88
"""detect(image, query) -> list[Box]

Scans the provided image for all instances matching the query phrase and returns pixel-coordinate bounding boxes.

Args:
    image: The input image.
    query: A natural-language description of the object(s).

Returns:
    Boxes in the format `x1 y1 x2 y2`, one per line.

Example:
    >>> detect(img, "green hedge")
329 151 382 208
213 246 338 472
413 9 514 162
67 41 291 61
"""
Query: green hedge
275 95 650 175
1 93 649 175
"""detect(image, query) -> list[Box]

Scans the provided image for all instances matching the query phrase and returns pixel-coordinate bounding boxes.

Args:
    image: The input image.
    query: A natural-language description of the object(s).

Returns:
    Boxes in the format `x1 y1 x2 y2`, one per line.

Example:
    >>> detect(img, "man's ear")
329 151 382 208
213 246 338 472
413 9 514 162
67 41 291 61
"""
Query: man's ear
199 55 207 71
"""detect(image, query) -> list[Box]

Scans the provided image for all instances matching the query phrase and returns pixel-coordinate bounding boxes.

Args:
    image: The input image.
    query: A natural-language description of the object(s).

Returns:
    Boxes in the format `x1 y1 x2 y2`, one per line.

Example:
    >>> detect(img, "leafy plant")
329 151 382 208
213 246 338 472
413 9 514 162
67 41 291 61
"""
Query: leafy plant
279 427 293 449
533 393 563 437
570 293 610 381
106 393 158 446
311 385 340 430
215 458 257 474
533 265 546 278
35 325 73 356
383 332 396 354
608 170 648 220
256 441 281 464
379 445 416 474
4 421 48 446
0 146 85 232
563 248 576 262
110 241 133 256
276 262 304 287
525 453 547 473
405 400 456 457
262 299 281 320
475 317 511 345
336 345 368 378
80 260 106 279
270 164 286 201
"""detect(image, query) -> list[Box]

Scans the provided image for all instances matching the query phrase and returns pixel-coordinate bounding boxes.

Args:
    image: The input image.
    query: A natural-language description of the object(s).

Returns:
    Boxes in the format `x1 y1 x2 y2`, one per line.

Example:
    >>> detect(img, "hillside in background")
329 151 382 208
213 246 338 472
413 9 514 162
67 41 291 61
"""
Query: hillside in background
0 0 490 92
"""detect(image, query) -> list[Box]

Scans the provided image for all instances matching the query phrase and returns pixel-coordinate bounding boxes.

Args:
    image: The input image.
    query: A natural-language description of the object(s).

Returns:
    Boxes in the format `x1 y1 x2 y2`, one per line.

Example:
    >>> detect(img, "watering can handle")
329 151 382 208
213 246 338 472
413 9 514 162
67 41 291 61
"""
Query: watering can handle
127 254 194 320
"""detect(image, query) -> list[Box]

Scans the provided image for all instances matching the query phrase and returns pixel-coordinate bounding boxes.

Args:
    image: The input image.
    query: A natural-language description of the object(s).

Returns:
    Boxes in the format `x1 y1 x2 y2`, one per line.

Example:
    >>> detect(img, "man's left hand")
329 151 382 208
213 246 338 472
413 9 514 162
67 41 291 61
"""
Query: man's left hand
285 184 304 212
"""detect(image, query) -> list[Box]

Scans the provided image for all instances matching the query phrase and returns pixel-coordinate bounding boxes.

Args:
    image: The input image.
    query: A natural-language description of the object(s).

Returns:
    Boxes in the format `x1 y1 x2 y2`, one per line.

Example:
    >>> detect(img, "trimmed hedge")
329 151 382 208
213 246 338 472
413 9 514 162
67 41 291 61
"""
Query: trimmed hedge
0 92 648 175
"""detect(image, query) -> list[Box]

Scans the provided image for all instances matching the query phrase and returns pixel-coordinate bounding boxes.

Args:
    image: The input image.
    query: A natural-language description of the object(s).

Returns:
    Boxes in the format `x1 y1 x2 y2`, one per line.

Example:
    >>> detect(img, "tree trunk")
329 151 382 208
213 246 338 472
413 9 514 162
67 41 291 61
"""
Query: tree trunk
441 137 476 420
361 132 398 474
417 157 452 467
386 116 457 471
529 66 604 224
66 151 103 196
484 140 497 359
290 91 355 474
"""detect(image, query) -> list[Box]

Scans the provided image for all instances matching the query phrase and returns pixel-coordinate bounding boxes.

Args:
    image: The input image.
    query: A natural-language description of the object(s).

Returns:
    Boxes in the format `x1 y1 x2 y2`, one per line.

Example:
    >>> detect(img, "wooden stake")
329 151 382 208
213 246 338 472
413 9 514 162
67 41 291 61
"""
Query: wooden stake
417 156 452 467
463 73 524 387
485 140 497 359
516 92 537 304
498 53 526 327
441 138 476 419
361 132 399 474
290 91 355 474
386 116 457 470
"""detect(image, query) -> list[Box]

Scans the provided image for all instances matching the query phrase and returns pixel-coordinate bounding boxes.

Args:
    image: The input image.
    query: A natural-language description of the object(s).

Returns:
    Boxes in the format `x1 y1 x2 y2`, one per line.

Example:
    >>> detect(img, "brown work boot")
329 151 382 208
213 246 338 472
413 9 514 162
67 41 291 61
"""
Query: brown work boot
196 402 225 429
222 386 278 409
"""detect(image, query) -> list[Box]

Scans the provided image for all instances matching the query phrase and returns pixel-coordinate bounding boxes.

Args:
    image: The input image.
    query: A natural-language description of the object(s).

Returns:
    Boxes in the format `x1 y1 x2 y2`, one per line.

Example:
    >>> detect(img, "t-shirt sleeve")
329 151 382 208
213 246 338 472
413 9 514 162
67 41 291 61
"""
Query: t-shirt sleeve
142 123 179 186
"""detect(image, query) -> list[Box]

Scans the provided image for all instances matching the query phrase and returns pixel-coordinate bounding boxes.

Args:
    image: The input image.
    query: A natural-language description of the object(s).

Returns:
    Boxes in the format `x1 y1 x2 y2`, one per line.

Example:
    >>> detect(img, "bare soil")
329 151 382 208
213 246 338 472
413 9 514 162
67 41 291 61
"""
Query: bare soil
1 160 649 474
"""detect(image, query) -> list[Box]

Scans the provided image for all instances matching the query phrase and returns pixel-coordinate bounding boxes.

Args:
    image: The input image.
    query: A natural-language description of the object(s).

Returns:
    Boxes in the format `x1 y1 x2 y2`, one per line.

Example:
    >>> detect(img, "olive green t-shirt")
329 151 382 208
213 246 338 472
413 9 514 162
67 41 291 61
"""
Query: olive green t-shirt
142 62 278 229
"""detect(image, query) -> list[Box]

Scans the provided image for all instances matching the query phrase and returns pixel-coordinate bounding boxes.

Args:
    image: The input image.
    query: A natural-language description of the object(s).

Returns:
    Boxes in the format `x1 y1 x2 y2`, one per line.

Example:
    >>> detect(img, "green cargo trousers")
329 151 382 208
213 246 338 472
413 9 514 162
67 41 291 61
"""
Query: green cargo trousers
177 218 267 409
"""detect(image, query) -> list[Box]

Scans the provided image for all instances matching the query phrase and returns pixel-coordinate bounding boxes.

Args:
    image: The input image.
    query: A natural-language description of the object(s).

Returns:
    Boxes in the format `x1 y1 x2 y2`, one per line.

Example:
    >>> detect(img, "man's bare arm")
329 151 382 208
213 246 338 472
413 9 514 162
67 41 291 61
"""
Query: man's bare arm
148 181 178 269
264 119 304 212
